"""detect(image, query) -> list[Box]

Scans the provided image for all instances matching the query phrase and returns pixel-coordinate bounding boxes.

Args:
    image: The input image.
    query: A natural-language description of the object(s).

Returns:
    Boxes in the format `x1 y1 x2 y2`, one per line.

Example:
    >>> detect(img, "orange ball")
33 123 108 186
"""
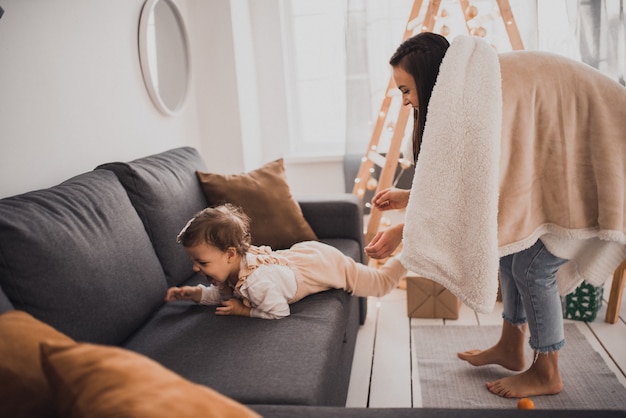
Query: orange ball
517 398 535 409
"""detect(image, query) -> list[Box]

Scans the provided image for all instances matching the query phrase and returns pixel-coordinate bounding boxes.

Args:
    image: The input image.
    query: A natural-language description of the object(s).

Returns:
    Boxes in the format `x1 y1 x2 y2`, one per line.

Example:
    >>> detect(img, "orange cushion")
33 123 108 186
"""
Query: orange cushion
197 158 317 249
0 310 74 418
40 341 261 418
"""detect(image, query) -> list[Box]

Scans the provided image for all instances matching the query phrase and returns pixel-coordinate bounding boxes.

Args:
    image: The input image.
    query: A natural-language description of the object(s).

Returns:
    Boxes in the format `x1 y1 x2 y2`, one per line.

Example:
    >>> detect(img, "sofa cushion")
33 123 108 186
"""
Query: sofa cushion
124 286 359 406
197 158 318 250
0 310 74 418
97 147 209 286
0 170 167 344
40 340 261 418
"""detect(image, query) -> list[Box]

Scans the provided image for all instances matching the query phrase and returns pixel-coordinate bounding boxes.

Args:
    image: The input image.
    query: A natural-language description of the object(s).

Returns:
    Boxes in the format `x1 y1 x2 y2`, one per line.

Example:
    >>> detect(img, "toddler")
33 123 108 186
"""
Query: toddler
165 204 406 319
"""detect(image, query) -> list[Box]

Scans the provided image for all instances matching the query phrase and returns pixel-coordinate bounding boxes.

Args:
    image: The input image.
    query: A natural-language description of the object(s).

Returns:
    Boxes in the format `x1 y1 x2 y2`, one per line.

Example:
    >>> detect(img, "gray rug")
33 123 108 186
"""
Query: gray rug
413 324 626 409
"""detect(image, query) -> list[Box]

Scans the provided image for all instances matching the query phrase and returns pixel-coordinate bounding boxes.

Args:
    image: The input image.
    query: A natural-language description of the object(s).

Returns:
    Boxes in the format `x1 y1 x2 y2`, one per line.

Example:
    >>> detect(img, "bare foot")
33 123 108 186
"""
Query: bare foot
486 352 563 398
457 345 525 371
457 320 527 371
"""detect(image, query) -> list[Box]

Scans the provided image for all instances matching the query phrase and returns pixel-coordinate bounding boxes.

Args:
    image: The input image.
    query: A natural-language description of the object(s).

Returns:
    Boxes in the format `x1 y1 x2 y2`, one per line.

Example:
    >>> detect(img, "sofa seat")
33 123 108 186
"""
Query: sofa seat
124 279 359 405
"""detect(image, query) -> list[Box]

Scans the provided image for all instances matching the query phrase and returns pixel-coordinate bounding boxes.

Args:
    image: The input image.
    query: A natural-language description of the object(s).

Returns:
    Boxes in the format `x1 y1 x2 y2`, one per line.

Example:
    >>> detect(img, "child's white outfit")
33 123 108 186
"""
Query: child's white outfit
197 241 406 319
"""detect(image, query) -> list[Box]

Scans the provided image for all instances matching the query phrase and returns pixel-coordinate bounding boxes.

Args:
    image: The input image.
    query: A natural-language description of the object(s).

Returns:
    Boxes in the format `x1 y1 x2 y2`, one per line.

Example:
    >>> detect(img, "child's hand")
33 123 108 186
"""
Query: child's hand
216 299 251 317
165 286 201 303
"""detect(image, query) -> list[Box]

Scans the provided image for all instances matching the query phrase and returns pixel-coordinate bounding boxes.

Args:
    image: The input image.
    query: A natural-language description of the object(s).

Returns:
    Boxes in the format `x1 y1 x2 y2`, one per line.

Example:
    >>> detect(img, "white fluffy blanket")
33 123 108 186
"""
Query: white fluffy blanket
400 36 502 313
400 36 626 313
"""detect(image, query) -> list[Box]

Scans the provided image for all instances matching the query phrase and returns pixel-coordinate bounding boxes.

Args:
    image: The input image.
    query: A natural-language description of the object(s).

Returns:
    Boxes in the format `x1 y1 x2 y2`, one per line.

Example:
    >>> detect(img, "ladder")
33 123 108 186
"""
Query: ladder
353 0 524 247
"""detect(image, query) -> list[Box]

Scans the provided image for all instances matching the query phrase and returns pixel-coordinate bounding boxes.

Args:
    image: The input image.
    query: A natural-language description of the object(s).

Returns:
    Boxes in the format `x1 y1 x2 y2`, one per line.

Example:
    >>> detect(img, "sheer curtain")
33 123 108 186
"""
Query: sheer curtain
343 0 414 196
571 0 625 85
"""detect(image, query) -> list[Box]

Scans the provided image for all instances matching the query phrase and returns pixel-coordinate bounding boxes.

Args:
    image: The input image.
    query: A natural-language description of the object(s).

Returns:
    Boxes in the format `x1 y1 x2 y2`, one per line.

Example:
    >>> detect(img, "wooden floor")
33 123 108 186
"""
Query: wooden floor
346 274 626 408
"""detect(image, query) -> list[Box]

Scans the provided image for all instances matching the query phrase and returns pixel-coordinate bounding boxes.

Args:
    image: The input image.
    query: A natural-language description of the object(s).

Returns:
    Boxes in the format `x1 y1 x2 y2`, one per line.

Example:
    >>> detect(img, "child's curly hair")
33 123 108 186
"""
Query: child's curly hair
176 204 251 256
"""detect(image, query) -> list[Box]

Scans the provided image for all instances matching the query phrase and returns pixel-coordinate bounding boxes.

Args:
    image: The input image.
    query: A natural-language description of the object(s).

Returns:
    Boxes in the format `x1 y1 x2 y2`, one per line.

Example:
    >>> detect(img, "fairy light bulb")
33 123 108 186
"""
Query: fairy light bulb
471 26 487 37
465 5 478 19
398 158 412 170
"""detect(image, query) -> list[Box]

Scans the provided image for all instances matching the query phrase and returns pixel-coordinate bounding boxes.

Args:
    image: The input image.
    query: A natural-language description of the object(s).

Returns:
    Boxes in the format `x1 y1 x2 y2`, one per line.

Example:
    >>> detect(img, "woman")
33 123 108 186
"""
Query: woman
366 32 626 398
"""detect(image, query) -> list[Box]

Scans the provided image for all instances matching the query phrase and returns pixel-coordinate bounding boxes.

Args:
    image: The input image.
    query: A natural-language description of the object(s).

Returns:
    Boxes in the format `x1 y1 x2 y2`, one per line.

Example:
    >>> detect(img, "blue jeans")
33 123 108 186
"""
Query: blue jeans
499 239 569 353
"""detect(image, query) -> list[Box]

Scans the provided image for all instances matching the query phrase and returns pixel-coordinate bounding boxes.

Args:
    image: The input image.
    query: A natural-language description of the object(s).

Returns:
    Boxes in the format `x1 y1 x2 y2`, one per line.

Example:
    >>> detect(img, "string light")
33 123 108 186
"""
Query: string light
465 5 478 19
471 26 487 37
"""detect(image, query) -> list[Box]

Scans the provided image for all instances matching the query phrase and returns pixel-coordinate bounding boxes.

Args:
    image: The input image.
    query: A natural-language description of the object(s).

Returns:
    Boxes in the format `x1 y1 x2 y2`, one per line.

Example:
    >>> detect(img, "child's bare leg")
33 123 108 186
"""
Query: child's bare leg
457 320 526 372
486 351 562 398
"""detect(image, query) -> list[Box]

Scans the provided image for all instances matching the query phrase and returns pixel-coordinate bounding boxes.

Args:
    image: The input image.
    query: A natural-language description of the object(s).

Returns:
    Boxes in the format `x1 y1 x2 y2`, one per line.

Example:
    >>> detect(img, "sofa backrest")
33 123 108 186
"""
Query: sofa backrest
0 170 168 344
97 147 209 287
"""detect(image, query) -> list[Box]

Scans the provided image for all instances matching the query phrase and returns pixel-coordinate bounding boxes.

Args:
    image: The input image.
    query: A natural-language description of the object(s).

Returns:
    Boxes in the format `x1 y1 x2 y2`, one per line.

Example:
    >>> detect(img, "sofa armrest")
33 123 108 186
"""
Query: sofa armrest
297 193 364 253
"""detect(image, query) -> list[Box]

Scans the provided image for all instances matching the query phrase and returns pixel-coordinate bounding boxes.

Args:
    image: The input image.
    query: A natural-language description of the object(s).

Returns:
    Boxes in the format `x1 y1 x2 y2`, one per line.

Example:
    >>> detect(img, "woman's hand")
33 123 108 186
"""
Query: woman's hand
216 299 251 317
365 224 404 259
371 187 410 211
165 286 202 303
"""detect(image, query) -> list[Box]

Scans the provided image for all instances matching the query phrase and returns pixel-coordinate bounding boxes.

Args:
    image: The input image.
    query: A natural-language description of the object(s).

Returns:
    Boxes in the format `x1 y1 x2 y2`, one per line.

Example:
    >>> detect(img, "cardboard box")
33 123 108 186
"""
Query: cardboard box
406 276 461 319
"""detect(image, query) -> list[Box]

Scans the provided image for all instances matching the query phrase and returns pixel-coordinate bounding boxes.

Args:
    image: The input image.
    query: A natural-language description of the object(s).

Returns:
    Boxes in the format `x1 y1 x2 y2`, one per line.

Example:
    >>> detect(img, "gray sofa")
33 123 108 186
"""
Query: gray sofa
0 147 364 408
1 147 623 418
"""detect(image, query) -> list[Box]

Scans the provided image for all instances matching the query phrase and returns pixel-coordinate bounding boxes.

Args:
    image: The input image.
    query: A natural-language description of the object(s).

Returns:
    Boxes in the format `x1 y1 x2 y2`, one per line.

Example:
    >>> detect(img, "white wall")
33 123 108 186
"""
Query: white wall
0 0 246 198
187 0 247 177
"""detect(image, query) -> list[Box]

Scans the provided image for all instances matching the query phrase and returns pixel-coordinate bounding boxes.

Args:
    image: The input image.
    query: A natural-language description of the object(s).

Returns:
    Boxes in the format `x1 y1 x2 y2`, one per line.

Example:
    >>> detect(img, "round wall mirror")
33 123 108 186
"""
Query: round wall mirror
138 0 190 115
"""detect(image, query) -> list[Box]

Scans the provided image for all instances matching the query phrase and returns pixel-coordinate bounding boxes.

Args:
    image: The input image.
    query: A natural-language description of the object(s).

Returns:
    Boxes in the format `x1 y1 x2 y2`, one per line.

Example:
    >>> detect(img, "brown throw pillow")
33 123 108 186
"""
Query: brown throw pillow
0 310 75 418
40 341 261 418
196 158 317 249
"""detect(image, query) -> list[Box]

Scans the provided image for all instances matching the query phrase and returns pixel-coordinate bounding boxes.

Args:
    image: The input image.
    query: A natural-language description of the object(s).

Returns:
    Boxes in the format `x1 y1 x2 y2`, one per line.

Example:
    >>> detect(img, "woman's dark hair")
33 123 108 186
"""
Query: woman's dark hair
176 204 251 256
389 32 449 163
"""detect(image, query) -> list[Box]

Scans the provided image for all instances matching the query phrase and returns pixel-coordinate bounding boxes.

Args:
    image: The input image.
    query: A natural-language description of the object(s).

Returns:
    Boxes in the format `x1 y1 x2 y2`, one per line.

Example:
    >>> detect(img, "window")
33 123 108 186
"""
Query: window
280 0 347 157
